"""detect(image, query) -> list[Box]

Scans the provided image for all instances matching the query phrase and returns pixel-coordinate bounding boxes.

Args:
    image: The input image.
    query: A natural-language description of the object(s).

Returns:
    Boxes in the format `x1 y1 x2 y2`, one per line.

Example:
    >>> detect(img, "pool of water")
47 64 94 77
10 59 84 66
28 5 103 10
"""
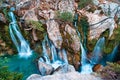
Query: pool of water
0 52 40 80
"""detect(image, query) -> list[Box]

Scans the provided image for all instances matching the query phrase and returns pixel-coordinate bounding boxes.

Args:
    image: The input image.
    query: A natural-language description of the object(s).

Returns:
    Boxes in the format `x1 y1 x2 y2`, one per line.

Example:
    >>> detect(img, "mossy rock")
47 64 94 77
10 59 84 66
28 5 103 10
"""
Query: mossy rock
26 20 44 32
56 11 73 22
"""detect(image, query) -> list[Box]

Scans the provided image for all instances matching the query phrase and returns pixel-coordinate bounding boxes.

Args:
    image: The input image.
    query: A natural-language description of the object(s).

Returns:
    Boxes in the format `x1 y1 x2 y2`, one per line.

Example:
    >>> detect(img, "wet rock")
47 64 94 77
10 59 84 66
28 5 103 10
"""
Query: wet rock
73 53 81 70
92 64 103 72
53 64 75 74
46 20 63 49
27 74 41 80
38 61 54 76
27 72 102 80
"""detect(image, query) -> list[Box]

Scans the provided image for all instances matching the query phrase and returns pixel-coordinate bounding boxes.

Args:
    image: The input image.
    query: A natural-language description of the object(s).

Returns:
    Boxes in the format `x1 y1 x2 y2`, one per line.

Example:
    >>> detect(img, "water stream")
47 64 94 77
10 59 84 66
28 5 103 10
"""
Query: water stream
39 35 68 70
8 9 32 58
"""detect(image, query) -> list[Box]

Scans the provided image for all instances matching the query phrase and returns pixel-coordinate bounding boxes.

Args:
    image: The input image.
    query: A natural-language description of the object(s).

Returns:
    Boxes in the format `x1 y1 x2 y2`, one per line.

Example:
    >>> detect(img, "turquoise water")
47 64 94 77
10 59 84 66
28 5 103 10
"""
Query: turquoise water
0 52 40 80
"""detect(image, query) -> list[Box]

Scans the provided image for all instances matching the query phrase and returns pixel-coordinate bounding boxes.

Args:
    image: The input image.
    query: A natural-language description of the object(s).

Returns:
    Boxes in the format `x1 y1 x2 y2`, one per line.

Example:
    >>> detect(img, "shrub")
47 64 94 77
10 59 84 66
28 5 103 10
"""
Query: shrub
26 20 44 32
78 0 93 9
97 62 120 80
56 11 73 22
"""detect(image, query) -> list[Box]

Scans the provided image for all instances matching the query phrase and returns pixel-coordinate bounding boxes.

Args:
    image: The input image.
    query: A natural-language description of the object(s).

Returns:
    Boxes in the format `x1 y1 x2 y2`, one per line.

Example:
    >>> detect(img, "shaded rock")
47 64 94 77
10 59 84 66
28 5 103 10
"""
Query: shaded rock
46 20 63 49
53 64 75 74
38 61 54 76
27 72 102 80
27 74 41 80
0 13 6 23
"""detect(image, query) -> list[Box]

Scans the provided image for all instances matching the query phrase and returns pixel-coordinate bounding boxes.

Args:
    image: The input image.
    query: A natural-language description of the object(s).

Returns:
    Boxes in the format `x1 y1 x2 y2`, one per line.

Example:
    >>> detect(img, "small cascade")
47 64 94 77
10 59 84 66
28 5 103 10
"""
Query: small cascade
51 43 58 63
73 13 92 73
39 34 68 69
90 37 105 64
80 42 93 74
8 8 32 58
106 45 118 62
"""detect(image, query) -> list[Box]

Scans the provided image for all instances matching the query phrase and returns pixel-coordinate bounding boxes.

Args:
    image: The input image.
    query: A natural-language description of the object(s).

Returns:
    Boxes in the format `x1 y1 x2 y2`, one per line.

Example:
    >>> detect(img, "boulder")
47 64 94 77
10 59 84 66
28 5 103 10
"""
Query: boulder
65 24 80 52
27 74 41 80
46 20 63 49
53 64 75 74
27 72 102 80
38 61 54 76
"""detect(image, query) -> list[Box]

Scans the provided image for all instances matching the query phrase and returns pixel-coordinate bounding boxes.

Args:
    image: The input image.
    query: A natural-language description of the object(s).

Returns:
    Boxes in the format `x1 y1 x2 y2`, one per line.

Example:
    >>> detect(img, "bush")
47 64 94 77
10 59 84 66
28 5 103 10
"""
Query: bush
26 20 44 32
56 11 73 22
78 0 93 9
97 62 120 80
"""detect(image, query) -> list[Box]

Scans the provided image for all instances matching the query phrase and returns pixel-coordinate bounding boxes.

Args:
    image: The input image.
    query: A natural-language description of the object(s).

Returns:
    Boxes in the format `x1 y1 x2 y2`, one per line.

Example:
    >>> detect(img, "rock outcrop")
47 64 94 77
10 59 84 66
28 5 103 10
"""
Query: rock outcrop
27 72 102 80
78 9 117 39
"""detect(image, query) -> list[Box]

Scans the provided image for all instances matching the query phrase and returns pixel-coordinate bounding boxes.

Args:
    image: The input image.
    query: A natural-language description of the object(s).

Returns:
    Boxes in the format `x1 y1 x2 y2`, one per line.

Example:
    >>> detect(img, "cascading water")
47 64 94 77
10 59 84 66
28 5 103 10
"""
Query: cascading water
73 13 92 73
106 45 118 62
90 37 105 65
8 8 32 58
39 34 68 69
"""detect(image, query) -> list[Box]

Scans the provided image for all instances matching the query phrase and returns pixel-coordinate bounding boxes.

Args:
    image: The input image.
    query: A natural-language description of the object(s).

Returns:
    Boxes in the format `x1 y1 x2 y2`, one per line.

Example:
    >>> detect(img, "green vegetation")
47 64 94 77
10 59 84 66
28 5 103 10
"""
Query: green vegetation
97 62 120 80
78 0 93 9
0 56 23 80
77 16 89 51
101 25 120 53
26 20 44 32
56 11 73 22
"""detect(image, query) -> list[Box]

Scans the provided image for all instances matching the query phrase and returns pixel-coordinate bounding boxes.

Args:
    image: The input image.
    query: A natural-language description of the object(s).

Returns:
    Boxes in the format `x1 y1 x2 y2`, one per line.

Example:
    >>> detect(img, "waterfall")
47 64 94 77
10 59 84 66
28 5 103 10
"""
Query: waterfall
8 10 32 58
90 37 105 64
106 45 118 62
73 13 92 73
39 34 68 69
80 42 93 74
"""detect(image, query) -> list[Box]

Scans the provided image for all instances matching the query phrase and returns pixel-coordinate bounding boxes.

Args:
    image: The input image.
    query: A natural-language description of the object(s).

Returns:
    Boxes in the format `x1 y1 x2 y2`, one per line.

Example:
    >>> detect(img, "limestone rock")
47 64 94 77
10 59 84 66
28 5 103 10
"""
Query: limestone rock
53 64 75 74
65 24 80 52
27 72 102 80
46 20 63 49
27 74 41 80
78 10 116 40
58 0 75 14
38 61 54 76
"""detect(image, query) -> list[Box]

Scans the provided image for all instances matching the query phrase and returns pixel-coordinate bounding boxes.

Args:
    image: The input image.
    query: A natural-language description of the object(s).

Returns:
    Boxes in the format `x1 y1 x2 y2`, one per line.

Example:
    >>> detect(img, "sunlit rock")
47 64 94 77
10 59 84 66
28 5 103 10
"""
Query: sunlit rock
53 64 75 74
27 72 102 80
38 61 54 76
58 0 75 14
65 24 80 52
27 74 41 80
46 20 63 49
22 9 38 21
78 10 117 40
